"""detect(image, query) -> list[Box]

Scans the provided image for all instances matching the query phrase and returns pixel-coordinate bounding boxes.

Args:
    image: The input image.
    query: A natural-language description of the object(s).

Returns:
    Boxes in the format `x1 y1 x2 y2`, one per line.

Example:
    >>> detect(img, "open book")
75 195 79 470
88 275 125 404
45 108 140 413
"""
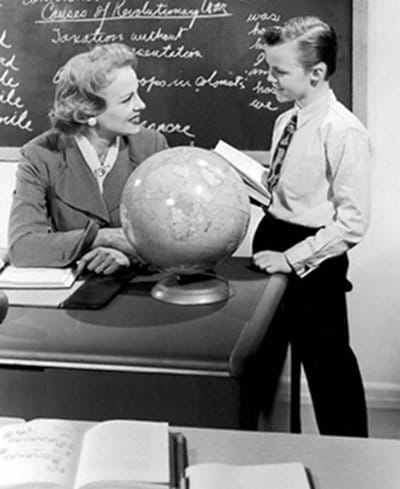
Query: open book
0 418 170 489
214 140 271 207
0 266 77 289
186 461 311 489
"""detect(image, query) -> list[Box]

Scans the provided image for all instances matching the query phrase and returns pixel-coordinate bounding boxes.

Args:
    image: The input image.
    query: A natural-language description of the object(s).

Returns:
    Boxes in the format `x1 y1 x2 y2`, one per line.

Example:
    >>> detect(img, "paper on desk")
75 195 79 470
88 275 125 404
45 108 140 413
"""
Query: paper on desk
186 462 311 489
0 266 77 289
4 280 84 307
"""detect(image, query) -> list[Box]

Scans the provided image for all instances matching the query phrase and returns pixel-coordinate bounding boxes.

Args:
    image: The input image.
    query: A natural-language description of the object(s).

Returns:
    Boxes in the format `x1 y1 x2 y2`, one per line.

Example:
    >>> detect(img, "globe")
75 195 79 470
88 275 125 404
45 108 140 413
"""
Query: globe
120 146 251 304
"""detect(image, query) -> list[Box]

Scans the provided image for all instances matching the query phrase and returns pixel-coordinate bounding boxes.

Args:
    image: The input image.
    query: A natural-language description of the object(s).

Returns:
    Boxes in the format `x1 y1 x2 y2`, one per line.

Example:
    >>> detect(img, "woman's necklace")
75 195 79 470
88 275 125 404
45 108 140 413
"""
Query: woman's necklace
93 146 111 177
94 151 110 177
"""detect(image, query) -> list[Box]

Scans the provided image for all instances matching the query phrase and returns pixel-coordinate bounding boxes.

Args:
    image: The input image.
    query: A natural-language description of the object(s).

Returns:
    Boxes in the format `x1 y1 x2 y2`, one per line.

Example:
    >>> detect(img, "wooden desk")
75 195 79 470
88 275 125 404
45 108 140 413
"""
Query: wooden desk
0 257 286 428
182 427 400 489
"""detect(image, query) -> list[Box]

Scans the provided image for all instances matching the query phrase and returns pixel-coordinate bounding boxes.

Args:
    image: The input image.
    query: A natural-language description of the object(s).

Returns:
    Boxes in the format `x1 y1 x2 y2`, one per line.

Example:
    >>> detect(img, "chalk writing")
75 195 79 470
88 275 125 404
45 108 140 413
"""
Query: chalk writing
195 70 246 90
246 12 281 23
0 52 18 71
3 0 356 149
245 10 283 111
140 70 247 94
51 26 124 44
0 29 11 49
133 44 202 60
0 29 33 133
141 119 195 138
252 81 276 96
140 75 192 93
130 25 192 43
249 98 278 111
36 0 233 32
0 88 24 109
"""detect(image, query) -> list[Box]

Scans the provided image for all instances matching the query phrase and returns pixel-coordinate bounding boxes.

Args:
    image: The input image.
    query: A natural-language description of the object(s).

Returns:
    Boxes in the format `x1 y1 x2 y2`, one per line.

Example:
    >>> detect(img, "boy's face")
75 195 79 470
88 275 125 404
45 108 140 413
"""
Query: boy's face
265 40 313 106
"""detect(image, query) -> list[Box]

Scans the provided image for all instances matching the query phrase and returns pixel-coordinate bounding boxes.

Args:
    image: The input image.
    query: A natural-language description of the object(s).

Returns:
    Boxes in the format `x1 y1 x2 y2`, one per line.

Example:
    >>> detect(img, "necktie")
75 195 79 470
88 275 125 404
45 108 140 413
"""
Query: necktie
266 113 298 194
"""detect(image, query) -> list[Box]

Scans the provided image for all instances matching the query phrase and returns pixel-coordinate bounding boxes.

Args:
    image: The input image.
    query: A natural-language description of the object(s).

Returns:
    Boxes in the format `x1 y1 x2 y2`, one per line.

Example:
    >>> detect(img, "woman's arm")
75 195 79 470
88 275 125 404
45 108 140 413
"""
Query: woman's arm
8 149 99 267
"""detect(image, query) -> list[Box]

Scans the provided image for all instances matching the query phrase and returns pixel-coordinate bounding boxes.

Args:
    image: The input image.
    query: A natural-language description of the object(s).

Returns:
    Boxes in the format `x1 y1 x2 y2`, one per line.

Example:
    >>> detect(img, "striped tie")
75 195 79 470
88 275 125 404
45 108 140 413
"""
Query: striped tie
266 113 298 195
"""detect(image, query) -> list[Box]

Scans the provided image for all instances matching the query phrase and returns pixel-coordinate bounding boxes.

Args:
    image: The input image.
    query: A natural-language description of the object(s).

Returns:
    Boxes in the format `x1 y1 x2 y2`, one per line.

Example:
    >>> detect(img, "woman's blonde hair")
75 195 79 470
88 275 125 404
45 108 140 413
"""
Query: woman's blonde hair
50 43 138 134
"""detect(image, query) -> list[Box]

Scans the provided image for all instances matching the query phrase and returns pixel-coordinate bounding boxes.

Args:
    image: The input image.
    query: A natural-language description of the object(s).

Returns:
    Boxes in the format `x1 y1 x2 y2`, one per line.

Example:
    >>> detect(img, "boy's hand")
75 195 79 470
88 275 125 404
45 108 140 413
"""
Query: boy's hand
252 250 292 274
76 247 130 276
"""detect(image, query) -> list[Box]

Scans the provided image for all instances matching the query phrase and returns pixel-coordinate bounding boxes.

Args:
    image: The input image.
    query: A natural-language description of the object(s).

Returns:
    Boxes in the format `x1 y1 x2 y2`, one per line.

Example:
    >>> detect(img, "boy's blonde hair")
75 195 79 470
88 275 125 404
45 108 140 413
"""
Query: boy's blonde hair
264 16 338 78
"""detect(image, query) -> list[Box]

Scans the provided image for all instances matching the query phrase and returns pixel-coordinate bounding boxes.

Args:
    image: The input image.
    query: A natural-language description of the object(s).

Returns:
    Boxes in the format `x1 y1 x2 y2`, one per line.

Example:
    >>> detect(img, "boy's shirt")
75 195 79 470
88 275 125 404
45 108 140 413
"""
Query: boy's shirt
266 89 372 277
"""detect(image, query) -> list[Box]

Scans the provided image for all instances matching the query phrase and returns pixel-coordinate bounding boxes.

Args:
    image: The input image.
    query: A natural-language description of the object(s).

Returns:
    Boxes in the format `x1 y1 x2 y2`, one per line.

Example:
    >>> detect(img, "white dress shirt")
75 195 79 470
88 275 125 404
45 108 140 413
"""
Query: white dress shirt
266 89 372 277
74 134 120 193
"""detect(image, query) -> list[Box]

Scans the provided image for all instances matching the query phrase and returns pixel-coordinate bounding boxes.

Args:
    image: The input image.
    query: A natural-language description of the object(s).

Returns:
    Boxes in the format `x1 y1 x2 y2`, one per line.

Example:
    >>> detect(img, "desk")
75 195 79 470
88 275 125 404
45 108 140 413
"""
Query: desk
182 427 400 489
0 257 287 428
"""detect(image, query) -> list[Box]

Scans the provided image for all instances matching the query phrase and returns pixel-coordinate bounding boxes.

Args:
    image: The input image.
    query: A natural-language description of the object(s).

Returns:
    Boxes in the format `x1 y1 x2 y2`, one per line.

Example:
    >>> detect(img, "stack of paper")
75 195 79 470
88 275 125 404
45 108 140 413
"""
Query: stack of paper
0 266 77 289
186 461 311 489
214 140 271 207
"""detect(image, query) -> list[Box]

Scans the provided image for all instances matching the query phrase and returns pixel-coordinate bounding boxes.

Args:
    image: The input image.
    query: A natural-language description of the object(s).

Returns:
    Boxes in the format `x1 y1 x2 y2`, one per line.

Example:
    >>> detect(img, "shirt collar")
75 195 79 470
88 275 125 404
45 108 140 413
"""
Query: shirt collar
75 133 119 172
74 134 120 192
294 88 336 128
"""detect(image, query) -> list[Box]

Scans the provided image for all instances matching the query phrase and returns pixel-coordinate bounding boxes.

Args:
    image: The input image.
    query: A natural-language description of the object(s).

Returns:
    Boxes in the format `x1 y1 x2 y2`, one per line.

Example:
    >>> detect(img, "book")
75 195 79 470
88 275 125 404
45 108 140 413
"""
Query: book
0 266 77 289
3 279 85 307
214 140 272 207
0 418 171 489
3 269 136 309
186 461 311 489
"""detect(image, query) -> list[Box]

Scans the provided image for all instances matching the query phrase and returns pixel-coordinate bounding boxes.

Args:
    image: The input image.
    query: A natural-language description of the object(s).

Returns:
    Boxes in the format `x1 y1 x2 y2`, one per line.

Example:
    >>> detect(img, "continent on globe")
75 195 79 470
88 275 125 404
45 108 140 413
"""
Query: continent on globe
120 146 251 274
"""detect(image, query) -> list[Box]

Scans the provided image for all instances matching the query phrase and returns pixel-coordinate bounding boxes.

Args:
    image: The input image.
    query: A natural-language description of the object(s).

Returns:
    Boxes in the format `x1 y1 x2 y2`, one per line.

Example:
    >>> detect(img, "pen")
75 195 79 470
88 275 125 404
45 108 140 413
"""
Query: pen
175 433 188 489
74 259 86 278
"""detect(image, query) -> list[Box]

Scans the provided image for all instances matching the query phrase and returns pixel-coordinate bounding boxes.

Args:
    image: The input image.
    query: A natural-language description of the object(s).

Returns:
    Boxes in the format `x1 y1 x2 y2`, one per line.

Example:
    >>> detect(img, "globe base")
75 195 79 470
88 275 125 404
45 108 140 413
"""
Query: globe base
151 272 234 305
0 290 8 324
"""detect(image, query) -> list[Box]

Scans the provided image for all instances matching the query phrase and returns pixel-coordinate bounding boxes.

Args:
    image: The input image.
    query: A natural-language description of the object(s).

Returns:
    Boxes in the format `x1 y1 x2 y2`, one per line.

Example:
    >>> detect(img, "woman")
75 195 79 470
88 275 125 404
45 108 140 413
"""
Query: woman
8 43 168 275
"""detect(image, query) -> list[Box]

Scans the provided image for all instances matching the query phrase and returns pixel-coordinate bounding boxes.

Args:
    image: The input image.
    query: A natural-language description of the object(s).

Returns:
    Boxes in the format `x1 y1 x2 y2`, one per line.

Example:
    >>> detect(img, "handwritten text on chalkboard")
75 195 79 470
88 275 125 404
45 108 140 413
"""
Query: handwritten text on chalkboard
0 0 352 149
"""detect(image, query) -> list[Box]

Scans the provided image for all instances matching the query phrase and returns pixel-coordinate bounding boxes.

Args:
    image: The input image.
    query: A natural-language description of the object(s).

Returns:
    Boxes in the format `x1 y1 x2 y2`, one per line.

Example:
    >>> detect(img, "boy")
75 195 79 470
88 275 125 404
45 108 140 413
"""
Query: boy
249 16 371 436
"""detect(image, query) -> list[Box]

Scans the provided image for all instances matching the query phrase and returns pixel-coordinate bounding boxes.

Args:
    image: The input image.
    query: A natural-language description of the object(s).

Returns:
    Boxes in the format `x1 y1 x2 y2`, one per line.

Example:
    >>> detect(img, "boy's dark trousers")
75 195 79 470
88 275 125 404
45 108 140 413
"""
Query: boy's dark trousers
242 213 368 437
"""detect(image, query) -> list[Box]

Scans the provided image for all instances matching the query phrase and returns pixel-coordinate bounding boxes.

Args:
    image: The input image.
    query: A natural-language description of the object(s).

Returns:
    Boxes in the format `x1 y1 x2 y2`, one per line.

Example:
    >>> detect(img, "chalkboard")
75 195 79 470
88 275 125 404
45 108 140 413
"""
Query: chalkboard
0 0 352 150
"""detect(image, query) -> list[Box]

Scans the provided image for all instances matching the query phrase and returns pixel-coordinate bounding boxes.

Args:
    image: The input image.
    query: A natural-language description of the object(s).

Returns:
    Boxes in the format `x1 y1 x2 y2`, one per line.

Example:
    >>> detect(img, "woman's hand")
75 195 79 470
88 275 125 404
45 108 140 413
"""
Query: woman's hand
252 250 292 274
93 228 139 258
77 247 130 275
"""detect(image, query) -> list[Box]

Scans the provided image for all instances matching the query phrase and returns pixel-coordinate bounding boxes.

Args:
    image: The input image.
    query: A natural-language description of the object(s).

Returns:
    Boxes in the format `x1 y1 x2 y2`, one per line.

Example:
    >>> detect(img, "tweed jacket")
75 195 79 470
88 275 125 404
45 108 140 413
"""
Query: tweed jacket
8 128 168 267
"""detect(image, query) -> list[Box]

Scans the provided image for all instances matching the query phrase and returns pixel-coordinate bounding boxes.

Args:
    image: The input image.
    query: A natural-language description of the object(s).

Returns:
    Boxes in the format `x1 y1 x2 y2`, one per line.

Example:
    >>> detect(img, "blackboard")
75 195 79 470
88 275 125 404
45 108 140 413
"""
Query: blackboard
0 0 352 150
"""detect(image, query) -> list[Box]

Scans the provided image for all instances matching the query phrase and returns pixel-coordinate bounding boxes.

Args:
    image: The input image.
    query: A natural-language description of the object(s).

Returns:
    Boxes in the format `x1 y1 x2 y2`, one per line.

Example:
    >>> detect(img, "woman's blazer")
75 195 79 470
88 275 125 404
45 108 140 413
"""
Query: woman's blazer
8 128 168 267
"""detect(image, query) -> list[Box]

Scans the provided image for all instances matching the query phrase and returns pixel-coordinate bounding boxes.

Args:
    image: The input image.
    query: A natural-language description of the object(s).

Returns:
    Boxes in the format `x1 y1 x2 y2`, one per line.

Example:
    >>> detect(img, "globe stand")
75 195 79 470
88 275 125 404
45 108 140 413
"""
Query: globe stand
151 271 234 305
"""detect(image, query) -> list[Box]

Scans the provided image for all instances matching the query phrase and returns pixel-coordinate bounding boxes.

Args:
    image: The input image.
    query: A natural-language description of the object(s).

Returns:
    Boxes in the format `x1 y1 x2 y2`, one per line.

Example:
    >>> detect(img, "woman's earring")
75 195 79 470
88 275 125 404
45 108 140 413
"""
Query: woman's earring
87 117 97 127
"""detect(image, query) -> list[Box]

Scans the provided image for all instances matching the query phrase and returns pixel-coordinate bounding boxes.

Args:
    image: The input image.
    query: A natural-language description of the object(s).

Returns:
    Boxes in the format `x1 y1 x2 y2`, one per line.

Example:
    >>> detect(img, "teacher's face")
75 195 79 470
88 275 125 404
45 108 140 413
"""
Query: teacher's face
96 65 145 139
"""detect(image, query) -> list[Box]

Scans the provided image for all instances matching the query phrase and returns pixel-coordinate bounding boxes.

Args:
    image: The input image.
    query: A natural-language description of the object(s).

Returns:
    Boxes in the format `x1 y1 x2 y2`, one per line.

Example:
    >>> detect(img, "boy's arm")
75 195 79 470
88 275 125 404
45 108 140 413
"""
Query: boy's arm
284 128 372 277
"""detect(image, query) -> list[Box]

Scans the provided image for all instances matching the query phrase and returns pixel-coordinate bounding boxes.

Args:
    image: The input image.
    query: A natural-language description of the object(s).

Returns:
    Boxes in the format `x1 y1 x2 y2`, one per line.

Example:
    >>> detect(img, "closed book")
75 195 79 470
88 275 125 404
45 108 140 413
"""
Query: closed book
0 266 77 289
186 461 312 489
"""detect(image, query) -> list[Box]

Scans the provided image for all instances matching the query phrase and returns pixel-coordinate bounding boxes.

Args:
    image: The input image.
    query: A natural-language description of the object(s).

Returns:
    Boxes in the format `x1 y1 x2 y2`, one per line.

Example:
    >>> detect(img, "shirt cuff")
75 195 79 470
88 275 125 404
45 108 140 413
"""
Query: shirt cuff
284 242 318 278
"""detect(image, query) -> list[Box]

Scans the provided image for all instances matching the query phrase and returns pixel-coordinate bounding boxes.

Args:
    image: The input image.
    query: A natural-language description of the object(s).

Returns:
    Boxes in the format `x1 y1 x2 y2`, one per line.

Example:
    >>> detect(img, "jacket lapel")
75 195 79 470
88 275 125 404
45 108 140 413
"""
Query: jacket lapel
55 135 111 224
103 138 136 214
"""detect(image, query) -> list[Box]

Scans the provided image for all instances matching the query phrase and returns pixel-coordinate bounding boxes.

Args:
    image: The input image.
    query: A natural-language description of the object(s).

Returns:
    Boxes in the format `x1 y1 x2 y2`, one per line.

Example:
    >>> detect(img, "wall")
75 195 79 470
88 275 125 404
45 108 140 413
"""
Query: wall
347 0 400 407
